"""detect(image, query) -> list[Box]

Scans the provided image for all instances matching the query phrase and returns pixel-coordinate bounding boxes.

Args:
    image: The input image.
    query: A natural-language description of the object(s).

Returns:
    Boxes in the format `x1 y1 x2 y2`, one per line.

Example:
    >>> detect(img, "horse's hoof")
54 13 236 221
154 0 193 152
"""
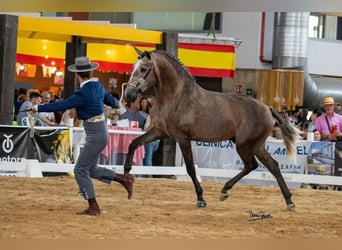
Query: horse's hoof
196 200 206 208
286 203 296 211
220 191 230 201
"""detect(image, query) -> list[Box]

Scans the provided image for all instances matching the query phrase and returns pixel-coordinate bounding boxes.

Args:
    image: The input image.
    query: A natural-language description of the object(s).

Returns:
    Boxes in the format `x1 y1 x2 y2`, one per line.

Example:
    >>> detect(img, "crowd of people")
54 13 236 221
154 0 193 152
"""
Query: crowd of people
271 96 342 143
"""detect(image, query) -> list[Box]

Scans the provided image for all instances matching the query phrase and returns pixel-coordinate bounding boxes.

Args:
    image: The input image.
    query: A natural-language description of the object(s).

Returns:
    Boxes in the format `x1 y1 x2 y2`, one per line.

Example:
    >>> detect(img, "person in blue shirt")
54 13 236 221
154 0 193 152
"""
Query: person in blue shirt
32 56 134 216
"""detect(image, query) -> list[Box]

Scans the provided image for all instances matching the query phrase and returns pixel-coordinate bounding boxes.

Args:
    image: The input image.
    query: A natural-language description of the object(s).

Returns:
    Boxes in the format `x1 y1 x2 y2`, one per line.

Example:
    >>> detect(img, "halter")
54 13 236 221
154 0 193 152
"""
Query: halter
119 66 152 107
136 67 152 88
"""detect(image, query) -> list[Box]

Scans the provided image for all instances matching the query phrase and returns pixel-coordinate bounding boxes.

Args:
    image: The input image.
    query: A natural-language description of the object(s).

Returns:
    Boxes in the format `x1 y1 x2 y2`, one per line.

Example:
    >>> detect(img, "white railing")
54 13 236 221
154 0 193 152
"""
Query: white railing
1 160 341 186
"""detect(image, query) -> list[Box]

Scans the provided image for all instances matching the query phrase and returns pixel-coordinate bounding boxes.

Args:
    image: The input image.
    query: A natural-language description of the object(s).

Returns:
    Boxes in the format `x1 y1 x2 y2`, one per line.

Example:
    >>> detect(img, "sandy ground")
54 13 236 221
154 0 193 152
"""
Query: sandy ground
0 176 341 239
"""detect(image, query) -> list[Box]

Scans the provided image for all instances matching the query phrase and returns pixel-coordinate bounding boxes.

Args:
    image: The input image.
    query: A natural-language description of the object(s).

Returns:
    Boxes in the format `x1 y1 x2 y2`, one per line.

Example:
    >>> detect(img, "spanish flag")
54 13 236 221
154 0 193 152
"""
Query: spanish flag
178 42 235 78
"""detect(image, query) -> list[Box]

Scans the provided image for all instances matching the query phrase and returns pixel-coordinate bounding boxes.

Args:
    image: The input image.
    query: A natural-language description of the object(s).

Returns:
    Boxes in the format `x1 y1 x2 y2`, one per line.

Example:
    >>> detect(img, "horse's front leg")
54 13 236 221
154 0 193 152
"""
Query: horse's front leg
178 140 206 208
123 128 162 174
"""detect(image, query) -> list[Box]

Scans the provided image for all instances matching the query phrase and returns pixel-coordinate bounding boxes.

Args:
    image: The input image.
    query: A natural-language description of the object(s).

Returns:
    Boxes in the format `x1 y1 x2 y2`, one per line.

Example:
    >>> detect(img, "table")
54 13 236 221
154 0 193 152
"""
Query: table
100 126 145 165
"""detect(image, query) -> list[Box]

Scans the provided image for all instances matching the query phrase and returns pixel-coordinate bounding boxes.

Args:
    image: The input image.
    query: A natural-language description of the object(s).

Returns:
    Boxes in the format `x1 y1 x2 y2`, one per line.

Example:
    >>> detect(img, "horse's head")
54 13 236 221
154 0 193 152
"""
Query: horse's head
125 47 156 102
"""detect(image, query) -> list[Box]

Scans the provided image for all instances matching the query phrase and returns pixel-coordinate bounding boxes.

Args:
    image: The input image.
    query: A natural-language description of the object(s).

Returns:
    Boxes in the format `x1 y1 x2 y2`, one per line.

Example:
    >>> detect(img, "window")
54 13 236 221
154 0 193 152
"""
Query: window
309 13 324 39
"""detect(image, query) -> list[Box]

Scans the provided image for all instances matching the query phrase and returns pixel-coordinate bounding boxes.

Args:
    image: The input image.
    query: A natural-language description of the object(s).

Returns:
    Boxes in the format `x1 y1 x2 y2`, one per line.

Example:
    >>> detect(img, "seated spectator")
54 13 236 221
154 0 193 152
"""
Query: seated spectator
38 91 58 126
17 92 43 126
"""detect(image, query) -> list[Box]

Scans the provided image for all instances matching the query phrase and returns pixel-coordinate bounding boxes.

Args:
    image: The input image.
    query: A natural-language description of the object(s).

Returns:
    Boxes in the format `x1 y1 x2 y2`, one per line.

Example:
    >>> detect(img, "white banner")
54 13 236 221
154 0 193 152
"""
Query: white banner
191 139 312 188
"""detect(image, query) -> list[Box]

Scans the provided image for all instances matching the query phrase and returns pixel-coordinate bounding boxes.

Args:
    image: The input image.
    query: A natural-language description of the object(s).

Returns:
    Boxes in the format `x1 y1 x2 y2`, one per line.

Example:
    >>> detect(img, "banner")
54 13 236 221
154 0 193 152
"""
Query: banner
0 126 71 175
307 141 334 176
334 141 342 177
192 139 312 188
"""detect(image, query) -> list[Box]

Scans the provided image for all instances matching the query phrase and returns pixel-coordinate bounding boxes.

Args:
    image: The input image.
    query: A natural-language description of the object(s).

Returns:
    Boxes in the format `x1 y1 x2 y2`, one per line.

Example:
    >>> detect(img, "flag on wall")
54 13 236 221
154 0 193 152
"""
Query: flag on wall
178 42 235 78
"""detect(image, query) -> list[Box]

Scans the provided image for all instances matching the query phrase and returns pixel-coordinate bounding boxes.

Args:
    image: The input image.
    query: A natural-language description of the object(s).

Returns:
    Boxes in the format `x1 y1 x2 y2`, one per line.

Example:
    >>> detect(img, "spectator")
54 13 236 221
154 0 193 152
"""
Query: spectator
17 92 43 126
314 97 342 142
308 108 322 132
120 94 146 130
38 91 58 126
142 95 160 171
313 129 322 141
14 93 26 120
139 96 150 117
296 108 309 130
335 103 342 115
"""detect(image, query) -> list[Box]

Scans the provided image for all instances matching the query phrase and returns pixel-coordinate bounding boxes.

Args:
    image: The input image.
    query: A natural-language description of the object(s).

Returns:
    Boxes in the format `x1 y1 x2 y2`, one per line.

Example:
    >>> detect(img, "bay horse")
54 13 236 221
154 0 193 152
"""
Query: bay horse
123 47 300 211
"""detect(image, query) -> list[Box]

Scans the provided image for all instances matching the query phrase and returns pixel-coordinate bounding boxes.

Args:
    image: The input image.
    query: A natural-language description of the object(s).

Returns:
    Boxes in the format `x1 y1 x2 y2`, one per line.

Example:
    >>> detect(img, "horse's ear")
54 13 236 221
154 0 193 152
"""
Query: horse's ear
144 51 151 59
133 47 144 57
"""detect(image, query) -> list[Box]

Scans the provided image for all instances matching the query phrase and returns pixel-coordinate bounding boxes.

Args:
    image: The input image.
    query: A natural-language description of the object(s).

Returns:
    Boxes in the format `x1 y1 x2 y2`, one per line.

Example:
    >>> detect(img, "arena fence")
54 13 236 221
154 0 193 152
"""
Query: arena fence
0 159 341 186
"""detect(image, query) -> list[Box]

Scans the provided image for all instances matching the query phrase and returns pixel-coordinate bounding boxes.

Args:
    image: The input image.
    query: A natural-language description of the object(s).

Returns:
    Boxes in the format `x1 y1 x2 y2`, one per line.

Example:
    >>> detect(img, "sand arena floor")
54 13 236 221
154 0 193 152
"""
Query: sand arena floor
0 176 341 239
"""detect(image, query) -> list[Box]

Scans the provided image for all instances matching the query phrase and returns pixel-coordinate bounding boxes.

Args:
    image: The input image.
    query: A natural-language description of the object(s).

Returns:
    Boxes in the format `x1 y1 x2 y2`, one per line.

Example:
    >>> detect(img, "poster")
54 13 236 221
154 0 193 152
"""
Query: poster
0 126 71 175
191 139 312 188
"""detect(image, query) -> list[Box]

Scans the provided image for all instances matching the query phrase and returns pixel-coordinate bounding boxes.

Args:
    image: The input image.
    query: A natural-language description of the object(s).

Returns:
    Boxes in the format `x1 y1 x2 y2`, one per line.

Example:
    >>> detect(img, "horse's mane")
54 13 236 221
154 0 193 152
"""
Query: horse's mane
152 49 195 81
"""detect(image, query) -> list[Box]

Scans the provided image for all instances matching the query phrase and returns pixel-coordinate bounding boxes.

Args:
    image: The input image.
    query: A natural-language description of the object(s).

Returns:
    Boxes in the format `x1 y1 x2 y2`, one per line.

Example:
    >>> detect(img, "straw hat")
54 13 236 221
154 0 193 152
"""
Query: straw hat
67 56 99 72
320 97 339 107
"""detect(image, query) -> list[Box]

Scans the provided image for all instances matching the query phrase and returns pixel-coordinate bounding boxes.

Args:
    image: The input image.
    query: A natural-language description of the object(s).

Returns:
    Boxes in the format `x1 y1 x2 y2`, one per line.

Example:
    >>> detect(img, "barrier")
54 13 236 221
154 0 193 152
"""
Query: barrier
1 160 342 186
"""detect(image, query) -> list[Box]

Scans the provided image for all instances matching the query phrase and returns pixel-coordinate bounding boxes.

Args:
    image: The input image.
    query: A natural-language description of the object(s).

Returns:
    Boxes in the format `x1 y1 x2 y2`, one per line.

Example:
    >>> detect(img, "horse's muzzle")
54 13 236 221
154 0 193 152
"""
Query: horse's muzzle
124 85 141 103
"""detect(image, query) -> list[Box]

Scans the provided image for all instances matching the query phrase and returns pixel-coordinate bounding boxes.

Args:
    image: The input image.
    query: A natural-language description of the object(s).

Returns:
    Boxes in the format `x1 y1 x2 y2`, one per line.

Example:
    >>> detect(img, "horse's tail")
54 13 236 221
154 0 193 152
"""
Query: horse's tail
270 107 301 159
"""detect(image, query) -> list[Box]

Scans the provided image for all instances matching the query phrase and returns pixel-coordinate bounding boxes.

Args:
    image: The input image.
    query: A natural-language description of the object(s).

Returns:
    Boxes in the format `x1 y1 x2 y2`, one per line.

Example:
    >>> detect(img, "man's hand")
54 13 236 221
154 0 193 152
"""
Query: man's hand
30 105 38 113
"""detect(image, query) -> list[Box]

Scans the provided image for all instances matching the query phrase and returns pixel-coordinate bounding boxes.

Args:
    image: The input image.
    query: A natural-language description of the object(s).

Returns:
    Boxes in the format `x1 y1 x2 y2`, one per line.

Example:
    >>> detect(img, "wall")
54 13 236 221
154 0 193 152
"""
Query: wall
222 69 257 96
307 38 342 77
221 12 269 70
221 12 342 77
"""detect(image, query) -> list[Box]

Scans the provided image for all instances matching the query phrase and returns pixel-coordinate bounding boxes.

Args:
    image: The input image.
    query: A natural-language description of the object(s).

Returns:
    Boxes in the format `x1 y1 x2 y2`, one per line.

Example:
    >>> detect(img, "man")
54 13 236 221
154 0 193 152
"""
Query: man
38 91 58 126
120 94 146 130
314 97 342 141
32 56 134 216
17 92 43 126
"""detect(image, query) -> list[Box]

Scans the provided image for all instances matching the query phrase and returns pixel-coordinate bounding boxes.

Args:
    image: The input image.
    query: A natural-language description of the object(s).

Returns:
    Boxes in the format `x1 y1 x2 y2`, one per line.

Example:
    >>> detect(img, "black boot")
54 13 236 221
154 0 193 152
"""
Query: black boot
113 173 134 199
76 197 101 216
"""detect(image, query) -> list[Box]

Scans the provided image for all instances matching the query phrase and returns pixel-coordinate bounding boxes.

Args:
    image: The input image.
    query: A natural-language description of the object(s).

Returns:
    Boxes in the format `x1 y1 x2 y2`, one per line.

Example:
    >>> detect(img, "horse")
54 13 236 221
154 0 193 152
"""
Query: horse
123 47 300 211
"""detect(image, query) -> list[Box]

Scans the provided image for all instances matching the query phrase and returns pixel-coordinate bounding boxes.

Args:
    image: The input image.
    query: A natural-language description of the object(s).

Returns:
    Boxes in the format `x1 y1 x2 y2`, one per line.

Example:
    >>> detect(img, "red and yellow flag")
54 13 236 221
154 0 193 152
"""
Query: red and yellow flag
178 42 235 78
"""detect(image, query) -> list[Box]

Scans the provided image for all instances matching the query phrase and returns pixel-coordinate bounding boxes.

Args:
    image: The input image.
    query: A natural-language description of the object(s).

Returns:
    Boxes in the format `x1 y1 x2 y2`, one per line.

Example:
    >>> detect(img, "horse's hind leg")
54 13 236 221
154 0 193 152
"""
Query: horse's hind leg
255 147 295 211
220 146 258 201
178 140 206 208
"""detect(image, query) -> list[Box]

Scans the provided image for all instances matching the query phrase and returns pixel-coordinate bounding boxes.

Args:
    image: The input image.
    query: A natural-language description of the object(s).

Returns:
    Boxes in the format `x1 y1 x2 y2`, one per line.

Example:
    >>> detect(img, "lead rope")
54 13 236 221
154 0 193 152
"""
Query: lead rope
27 110 37 138
120 82 128 107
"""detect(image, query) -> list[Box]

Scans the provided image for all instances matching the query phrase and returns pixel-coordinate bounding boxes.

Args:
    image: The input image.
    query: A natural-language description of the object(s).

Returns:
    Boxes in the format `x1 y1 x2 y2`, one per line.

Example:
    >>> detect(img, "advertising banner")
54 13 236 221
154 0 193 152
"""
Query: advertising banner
192 139 312 188
0 126 71 175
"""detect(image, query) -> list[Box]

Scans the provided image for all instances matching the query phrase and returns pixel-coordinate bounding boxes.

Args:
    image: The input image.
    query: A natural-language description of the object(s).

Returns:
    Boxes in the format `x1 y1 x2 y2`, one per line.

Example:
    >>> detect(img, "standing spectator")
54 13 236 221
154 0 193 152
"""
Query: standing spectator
313 129 322 141
32 56 134 216
296 108 309 130
143 112 160 168
308 108 322 132
335 103 342 115
139 96 150 117
142 95 160 172
314 97 342 141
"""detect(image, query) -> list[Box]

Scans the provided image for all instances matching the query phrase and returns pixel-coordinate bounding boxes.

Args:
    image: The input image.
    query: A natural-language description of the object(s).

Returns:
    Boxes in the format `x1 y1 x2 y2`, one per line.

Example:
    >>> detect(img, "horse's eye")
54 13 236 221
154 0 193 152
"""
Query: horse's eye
140 68 147 74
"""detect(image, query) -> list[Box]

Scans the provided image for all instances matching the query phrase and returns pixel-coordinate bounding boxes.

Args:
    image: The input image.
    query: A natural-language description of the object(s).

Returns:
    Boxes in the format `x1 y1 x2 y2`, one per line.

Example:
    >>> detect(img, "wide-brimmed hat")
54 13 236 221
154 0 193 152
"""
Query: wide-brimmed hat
67 56 99 72
320 97 339 107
